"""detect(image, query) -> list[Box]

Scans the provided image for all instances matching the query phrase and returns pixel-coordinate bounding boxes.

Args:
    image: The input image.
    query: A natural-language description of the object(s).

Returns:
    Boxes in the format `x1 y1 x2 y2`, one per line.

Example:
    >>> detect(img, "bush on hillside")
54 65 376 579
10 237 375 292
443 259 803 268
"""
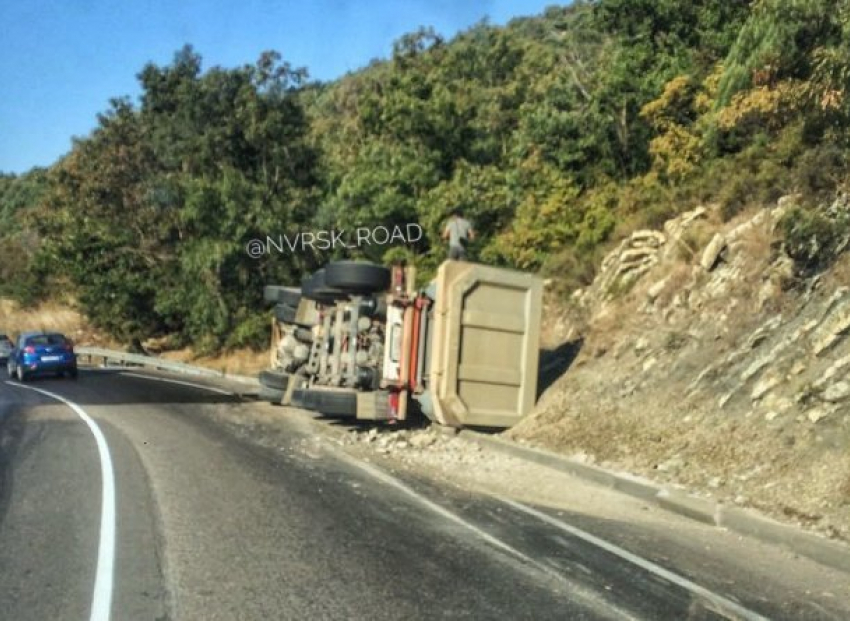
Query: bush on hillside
780 203 850 272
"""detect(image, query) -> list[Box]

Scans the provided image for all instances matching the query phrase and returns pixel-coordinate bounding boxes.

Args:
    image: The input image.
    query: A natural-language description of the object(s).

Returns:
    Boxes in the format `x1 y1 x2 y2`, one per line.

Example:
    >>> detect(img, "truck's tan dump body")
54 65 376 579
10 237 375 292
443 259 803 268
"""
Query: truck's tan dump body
428 261 542 428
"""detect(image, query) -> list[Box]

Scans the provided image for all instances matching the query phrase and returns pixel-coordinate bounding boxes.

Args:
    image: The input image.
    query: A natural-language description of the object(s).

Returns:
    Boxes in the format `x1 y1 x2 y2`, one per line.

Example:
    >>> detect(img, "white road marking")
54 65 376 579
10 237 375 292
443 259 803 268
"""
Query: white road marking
121 372 233 395
345 456 528 557
500 497 770 621
337 454 638 620
6 382 116 621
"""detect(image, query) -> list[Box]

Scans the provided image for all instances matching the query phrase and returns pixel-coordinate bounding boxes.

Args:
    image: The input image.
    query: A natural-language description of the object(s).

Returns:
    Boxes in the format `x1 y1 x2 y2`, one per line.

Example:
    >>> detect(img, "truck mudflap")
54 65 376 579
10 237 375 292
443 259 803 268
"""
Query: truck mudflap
428 261 542 428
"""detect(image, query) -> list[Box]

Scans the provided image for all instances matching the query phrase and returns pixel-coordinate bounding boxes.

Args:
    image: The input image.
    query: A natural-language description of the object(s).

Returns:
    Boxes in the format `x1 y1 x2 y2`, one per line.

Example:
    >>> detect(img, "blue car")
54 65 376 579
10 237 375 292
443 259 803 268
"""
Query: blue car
7 331 78 381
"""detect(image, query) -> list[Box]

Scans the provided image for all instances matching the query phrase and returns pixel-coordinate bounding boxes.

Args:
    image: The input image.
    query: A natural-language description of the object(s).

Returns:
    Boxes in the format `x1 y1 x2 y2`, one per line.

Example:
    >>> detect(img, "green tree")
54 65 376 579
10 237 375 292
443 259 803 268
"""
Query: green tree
39 48 318 350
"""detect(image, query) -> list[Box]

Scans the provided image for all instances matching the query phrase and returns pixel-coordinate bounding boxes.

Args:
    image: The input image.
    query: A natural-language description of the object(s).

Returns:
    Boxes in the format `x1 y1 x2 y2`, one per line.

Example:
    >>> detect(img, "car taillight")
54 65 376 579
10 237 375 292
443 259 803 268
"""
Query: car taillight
23 346 35 354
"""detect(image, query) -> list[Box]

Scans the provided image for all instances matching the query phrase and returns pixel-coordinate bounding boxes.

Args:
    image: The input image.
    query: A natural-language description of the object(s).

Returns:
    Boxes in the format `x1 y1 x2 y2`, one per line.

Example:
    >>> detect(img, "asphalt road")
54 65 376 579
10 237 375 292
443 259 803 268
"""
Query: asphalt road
0 368 848 620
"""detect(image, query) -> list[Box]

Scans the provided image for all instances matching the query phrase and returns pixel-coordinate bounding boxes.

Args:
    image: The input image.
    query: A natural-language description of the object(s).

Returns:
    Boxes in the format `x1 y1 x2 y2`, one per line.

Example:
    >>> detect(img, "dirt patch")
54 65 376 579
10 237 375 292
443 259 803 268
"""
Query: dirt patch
157 347 269 376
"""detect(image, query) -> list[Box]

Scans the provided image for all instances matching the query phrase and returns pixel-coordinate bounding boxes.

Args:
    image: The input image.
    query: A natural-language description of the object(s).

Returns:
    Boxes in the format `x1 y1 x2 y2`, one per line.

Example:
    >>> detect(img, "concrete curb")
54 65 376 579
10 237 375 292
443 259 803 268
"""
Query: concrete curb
459 430 850 575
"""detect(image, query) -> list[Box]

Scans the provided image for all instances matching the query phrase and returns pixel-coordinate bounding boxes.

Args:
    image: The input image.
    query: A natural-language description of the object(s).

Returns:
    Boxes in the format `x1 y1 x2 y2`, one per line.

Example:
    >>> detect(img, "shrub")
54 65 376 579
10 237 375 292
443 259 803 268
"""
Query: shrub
754 159 787 205
542 246 600 298
718 176 754 221
225 313 270 350
790 144 845 199
779 205 848 272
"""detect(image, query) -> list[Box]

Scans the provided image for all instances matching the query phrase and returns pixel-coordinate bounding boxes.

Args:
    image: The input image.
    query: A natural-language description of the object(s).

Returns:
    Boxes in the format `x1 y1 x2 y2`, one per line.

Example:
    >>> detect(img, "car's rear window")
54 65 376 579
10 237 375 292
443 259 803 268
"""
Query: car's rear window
25 334 68 346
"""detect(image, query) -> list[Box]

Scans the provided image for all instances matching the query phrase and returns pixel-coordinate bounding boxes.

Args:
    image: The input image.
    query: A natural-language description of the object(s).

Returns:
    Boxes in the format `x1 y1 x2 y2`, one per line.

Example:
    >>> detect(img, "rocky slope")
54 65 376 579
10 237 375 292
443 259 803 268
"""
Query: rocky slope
510 196 850 540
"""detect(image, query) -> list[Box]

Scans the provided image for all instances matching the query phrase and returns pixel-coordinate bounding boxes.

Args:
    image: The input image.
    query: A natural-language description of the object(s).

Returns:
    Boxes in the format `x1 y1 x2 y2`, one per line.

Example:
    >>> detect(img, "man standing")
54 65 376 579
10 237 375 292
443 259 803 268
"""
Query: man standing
442 209 475 261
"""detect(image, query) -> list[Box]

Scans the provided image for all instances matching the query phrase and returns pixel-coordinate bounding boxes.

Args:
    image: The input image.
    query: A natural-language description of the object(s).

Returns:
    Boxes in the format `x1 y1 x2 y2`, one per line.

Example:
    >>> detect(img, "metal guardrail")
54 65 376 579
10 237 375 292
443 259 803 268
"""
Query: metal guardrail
75 346 259 385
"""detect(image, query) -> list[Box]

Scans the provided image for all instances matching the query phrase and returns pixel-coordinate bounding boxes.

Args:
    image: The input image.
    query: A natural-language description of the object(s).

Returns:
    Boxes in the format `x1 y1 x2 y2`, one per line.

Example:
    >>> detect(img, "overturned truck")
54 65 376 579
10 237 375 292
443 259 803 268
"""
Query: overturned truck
260 260 542 428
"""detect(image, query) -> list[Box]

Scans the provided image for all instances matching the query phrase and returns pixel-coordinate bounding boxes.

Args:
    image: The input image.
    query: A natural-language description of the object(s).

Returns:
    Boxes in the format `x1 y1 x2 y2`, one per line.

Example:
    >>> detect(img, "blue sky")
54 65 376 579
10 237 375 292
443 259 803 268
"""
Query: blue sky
0 0 560 174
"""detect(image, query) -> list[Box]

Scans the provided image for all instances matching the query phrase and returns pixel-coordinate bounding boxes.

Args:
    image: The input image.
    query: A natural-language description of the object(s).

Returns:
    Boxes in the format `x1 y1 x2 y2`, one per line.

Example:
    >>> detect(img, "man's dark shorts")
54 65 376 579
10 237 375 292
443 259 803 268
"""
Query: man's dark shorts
448 245 467 261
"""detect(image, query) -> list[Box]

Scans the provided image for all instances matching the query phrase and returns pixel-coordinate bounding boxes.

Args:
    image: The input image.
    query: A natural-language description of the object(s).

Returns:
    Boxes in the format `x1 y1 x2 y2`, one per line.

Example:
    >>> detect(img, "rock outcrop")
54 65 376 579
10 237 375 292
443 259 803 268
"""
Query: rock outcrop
518 195 850 540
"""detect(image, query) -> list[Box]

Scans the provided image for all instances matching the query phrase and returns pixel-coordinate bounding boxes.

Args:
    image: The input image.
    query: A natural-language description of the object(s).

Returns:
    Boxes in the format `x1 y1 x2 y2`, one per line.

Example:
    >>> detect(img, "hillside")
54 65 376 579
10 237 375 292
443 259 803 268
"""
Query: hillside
0 1 757 348
512 196 850 539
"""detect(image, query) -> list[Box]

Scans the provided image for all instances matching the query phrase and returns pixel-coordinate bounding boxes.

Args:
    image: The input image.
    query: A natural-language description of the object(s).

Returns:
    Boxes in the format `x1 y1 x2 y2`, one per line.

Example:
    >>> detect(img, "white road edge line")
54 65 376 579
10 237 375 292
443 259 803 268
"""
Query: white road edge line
121 372 233 395
6 382 115 621
344 456 529 558
337 454 638 621
499 497 770 621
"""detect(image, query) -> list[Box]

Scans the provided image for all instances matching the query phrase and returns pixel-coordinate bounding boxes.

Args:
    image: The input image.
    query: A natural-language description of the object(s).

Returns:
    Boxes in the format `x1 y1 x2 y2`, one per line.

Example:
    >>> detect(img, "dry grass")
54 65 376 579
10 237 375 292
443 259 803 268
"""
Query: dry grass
823 251 850 289
159 346 270 376
840 474 850 507
734 217 781 282
653 262 694 310
675 220 716 263
0 298 109 344
582 296 643 358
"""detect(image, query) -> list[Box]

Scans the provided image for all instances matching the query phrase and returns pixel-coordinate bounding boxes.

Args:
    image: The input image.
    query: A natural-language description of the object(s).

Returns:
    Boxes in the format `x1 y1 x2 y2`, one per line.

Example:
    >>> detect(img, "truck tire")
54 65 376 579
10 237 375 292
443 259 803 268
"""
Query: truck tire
325 261 391 294
299 388 358 417
301 269 348 305
273 304 298 324
264 286 301 306
290 388 306 408
259 369 289 390
273 304 313 329
293 327 314 343
259 384 284 404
